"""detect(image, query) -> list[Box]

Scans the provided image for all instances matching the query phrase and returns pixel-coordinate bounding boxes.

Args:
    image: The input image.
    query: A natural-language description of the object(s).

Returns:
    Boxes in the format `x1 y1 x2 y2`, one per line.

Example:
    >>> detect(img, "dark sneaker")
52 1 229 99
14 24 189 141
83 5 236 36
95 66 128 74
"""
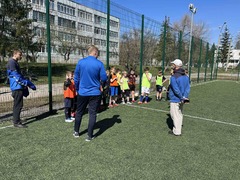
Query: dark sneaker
13 123 27 128
85 136 95 142
73 132 80 138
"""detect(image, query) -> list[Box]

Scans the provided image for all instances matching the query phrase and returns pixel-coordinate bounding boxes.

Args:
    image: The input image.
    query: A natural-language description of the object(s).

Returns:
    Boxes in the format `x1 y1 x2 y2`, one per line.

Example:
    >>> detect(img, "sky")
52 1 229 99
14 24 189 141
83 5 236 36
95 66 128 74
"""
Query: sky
111 0 240 45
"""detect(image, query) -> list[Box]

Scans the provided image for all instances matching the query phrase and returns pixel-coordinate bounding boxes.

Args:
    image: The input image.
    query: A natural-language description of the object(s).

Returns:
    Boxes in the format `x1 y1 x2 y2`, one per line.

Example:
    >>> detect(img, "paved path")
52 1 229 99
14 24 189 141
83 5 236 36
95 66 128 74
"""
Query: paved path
0 83 63 102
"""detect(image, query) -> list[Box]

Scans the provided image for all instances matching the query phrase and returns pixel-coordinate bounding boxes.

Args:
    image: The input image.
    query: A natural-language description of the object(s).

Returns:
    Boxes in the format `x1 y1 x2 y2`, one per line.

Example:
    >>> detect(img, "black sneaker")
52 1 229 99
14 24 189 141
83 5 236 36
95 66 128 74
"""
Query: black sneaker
85 136 95 142
73 132 80 138
13 123 27 128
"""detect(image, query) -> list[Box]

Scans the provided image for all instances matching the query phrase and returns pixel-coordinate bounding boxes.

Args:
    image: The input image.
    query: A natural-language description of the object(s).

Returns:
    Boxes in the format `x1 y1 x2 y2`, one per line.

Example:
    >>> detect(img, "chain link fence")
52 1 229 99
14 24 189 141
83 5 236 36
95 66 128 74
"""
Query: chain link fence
0 0 239 122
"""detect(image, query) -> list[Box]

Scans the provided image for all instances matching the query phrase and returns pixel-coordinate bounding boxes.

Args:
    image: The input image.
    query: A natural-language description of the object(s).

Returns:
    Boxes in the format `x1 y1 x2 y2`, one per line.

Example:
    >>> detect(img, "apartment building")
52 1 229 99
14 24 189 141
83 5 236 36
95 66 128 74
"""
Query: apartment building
30 0 120 64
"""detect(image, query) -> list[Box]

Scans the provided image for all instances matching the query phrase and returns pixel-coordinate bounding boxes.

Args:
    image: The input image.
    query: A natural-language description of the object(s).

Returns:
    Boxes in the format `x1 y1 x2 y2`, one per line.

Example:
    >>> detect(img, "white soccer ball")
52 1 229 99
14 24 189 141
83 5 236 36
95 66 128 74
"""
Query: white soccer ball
134 92 139 97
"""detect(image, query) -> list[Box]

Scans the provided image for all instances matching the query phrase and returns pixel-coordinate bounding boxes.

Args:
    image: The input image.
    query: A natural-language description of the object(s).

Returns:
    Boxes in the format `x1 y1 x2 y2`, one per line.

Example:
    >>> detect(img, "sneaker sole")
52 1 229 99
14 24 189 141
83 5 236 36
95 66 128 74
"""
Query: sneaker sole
73 134 80 138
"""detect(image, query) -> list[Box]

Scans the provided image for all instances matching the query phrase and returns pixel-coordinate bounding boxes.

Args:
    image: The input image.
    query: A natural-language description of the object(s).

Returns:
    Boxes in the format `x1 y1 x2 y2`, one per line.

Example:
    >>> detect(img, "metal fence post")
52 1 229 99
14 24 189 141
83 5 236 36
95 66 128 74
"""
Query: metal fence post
204 43 209 82
210 47 215 81
106 0 110 70
197 39 203 83
189 36 194 81
138 14 144 95
45 0 52 112
161 21 167 75
237 64 240 81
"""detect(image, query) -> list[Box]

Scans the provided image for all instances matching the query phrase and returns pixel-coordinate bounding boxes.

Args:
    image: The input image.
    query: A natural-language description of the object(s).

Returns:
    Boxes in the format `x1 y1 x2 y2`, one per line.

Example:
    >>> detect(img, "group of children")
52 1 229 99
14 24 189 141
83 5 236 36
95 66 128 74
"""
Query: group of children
105 67 137 108
63 67 168 122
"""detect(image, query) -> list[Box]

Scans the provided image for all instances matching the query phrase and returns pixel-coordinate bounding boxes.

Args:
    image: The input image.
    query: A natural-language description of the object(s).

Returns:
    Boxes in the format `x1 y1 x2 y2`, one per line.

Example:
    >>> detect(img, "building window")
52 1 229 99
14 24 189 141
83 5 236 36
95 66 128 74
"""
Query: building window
58 17 76 29
101 29 106 36
57 2 76 16
50 0 54 10
33 10 54 24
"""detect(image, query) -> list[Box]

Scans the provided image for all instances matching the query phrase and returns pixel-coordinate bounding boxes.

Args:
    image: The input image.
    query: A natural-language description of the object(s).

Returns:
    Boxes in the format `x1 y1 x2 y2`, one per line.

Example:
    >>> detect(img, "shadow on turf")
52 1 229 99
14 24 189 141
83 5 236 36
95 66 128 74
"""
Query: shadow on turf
78 115 122 137
166 113 174 130
24 109 59 125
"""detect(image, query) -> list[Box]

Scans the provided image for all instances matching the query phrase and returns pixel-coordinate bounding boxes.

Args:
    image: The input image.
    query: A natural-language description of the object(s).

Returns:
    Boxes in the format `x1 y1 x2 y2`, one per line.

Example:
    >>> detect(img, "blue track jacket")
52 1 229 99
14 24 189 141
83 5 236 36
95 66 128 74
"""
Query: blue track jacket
169 68 190 103
74 56 107 96
6 58 36 94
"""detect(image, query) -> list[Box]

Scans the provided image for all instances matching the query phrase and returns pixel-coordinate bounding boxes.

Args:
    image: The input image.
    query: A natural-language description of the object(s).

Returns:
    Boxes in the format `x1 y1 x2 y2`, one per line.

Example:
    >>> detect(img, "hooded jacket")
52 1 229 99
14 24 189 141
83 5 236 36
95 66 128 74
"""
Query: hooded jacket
168 68 190 103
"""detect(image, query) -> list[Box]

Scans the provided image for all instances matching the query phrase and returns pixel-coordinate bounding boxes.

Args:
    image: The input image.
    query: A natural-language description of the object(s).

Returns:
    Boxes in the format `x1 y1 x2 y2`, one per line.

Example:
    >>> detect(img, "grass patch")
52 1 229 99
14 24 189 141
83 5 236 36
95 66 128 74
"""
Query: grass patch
0 80 240 179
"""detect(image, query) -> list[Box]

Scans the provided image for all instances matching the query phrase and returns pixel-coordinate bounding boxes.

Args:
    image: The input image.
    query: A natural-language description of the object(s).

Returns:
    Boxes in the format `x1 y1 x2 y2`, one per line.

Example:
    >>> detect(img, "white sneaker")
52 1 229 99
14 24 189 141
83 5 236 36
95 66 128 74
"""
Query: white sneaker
121 102 125 104
71 117 75 121
65 118 73 122
127 102 132 105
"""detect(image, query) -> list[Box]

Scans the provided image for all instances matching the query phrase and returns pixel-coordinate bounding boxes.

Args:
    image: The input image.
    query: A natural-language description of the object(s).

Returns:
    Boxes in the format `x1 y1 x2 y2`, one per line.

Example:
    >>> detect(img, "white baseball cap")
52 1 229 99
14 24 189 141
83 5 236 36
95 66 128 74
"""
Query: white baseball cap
171 59 183 67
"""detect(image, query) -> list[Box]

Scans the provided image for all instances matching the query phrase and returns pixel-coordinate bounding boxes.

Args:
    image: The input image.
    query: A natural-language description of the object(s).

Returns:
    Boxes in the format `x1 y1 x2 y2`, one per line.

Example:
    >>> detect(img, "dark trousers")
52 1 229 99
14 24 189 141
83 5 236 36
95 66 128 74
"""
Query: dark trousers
74 95 101 138
64 107 71 119
64 98 74 119
12 90 23 124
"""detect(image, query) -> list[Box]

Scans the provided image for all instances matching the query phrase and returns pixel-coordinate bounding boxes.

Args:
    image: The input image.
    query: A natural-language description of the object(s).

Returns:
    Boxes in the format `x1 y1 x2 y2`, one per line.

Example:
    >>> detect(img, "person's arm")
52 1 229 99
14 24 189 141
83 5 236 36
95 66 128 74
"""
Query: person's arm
120 77 124 91
8 70 36 90
184 77 191 98
162 76 167 84
110 75 117 82
74 63 80 92
100 63 107 82
146 73 152 81
64 79 71 90
170 76 182 99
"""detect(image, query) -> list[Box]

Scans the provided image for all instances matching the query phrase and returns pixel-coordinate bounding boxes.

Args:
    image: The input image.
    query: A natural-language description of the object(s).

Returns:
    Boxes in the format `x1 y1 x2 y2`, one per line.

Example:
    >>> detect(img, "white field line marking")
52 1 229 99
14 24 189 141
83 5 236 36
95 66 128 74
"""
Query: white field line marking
0 125 13 129
148 80 217 97
128 104 240 127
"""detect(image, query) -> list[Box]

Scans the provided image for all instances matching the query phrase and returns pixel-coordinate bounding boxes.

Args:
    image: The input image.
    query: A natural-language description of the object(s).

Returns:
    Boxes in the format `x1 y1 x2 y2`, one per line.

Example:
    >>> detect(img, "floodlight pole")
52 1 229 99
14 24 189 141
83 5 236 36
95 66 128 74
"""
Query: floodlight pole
188 4 197 73
214 22 226 79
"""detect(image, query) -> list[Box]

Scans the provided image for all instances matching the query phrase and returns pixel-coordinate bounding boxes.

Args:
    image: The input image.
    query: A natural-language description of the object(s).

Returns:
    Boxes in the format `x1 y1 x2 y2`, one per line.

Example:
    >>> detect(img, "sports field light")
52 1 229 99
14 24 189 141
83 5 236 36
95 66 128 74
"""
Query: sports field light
187 3 197 75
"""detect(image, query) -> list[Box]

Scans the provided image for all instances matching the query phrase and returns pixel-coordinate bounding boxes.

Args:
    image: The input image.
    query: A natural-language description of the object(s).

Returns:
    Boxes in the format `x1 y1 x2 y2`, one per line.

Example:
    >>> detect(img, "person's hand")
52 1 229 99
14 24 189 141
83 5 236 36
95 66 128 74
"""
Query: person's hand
26 80 36 90
29 84 36 90
181 98 190 104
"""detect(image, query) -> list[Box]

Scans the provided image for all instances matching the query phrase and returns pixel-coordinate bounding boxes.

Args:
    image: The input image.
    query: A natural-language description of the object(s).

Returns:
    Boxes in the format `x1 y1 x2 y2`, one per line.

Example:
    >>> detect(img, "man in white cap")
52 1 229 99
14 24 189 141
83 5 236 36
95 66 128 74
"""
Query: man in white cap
168 59 190 136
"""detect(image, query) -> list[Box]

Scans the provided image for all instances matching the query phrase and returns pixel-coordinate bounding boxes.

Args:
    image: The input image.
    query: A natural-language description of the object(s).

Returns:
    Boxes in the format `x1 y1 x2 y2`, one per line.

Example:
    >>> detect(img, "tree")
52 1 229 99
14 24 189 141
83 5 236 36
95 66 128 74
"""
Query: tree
173 14 209 40
119 28 158 71
219 26 231 64
234 32 240 49
154 18 177 67
0 0 38 60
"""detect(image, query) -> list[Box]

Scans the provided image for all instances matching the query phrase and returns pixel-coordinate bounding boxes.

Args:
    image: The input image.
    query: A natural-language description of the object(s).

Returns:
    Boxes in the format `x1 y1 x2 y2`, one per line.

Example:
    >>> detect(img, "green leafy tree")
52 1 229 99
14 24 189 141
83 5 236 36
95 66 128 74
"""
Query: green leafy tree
154 19 177 67
0 0 36 60
219 26 231 64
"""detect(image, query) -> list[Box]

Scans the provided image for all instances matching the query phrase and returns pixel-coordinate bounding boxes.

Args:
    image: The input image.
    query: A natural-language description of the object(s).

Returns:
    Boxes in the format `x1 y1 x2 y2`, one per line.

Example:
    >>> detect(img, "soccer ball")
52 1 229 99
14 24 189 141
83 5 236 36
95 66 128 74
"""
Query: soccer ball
134 92 139 97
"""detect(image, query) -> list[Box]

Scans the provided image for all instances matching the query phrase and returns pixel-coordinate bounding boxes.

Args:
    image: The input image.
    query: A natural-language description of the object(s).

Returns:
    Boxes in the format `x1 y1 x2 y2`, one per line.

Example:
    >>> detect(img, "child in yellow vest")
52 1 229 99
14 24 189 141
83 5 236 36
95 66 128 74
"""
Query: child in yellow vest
138 67 152 104
120 71 131 104
156 71 167 101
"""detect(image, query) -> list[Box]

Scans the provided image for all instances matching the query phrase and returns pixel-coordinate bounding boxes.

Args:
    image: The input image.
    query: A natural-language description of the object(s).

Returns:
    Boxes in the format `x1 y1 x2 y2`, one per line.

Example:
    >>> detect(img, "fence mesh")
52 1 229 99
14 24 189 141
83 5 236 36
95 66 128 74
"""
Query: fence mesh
0 0 239 122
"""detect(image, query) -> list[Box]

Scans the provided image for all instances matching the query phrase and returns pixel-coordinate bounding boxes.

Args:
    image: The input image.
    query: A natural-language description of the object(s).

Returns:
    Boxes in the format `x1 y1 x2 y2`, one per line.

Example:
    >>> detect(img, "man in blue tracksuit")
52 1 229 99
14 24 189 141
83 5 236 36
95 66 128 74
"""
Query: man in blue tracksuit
73 45 107 141
6 50 36 128
168 59 190 136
